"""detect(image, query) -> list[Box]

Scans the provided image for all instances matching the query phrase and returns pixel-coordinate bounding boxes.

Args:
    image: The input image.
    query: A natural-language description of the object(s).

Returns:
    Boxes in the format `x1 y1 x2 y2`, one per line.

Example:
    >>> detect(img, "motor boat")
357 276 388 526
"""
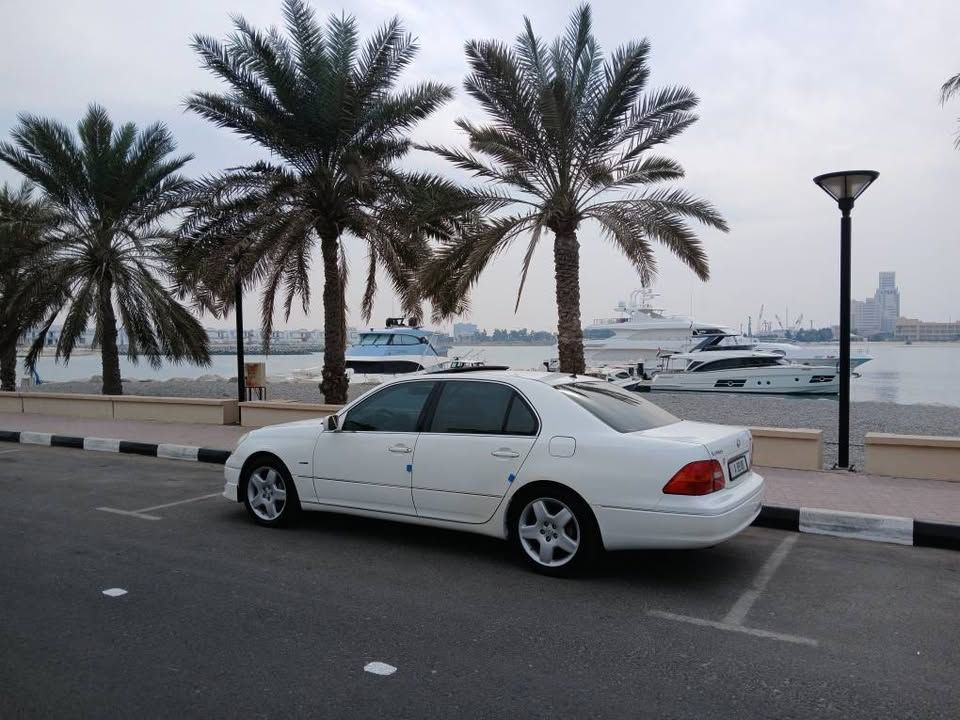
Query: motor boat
576 289 871 374
650 350 839 395
690 333 871 372
339 317 455 383
581 289 729 367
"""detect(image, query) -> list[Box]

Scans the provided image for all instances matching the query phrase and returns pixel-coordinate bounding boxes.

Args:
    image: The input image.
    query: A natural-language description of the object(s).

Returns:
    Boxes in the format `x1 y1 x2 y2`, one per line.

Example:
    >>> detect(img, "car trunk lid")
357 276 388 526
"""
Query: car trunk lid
634 421 753 481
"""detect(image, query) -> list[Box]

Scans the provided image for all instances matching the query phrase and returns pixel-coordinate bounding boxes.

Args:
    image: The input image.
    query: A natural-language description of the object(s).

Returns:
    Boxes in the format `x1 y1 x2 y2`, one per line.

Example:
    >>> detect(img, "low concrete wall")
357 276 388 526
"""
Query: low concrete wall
865 433 960 482
240 401 343 428
113 396 239 425
21 392 114 419
749 426 824 471
2 392 238 425
0 392 23 413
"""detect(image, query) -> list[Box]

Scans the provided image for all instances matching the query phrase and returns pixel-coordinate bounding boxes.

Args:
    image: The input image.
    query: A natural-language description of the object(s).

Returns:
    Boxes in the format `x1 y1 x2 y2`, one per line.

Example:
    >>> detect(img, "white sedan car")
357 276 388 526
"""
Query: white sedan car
224 370 763 575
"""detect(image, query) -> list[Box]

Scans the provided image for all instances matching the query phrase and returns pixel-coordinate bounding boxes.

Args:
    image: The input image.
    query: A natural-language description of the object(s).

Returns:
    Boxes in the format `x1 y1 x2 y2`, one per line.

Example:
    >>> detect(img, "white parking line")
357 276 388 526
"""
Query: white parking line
647 611 817 647
134 493 221 513
723 534 798 625
102 588 128 597
97 507 163 521
647 533 817 647
97 492 221 521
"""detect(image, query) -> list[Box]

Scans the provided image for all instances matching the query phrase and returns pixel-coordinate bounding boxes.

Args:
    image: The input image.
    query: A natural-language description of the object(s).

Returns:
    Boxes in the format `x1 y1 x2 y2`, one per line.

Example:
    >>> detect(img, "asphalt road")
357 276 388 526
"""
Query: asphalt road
1 446 958 719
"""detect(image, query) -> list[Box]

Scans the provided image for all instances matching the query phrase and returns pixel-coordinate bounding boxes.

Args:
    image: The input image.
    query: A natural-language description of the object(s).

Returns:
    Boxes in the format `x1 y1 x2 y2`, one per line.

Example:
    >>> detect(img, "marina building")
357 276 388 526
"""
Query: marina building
895 318 960 342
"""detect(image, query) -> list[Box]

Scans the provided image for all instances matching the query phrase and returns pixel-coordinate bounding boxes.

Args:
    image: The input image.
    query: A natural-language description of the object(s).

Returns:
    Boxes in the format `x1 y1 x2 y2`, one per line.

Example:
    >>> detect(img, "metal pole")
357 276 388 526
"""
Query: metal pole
235 277 245 407
838 199 853 468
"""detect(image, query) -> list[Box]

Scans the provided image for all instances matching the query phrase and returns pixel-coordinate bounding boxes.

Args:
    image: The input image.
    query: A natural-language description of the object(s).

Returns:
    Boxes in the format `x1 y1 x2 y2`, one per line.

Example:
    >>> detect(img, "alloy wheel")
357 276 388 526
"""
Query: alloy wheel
247 466 288 522
518 497 581 567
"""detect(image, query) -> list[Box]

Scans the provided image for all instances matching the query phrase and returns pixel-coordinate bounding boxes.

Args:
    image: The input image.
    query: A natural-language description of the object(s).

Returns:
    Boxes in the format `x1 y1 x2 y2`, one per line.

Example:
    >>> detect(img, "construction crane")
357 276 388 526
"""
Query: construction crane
775 314 785 332
793 314 804 332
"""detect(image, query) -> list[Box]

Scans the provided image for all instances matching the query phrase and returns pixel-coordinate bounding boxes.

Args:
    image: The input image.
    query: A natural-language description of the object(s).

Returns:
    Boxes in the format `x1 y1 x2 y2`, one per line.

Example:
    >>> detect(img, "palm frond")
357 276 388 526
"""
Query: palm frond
940 72 960 148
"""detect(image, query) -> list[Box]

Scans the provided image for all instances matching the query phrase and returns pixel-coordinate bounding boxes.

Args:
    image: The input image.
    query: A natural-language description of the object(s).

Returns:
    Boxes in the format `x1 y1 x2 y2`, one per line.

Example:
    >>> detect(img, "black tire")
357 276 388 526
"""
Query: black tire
507 485 601 577
241 455 301 528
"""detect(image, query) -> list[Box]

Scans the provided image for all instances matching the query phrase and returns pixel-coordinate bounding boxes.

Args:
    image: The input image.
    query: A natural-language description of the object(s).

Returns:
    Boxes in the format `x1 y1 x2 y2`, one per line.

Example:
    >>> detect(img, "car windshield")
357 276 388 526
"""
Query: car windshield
557 382 679 433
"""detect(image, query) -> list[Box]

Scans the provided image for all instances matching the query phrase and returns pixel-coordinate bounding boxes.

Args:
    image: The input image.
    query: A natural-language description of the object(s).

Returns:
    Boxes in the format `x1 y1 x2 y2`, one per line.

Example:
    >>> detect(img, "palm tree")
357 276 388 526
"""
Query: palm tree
0 105 210 395
182 0 470 404
940 72 960 147
0 183 60 391
419 4 728 374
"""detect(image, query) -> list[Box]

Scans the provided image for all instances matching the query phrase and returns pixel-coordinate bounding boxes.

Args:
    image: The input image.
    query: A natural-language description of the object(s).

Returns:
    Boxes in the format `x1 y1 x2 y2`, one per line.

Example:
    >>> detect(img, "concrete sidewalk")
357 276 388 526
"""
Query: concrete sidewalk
2 411 959 525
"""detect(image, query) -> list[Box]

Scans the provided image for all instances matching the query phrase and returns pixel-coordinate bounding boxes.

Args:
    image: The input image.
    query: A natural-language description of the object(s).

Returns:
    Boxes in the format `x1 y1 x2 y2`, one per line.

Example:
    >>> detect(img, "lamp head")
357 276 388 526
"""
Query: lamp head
813 170 879 206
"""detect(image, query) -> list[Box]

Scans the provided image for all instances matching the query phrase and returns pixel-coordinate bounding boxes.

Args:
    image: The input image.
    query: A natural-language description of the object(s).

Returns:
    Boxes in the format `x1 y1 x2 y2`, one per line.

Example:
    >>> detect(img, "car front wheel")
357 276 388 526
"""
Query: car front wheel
511 489 599 576
242 457 300 527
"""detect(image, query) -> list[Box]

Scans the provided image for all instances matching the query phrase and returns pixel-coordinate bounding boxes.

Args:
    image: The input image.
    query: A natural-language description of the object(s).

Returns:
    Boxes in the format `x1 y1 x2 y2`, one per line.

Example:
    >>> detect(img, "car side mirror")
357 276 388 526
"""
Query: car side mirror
326 414 340 432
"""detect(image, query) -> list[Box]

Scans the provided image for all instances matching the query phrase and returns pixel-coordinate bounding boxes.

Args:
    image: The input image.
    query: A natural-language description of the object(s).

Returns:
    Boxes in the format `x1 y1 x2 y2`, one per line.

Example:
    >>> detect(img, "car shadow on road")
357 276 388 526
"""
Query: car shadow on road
218 502 769 589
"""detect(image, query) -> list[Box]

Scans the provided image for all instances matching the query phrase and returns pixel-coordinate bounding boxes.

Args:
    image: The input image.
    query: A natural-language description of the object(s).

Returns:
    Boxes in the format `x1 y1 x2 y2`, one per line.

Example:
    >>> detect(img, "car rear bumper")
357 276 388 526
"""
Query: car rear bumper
223 465 241 502
594 472 764 550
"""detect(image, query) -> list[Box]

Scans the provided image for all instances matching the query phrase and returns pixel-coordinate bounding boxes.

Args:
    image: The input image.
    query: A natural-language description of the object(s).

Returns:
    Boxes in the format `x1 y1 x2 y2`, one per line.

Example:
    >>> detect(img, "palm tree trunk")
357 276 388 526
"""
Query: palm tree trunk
553 227 586 375
99 272 123 396
0 341 15 392
320 233 349 404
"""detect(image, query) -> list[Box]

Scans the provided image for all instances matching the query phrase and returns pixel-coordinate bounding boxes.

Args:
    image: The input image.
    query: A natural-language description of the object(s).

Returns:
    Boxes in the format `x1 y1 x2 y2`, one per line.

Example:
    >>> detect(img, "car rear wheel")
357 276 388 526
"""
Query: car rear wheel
511 488 599 576
242 457 300 527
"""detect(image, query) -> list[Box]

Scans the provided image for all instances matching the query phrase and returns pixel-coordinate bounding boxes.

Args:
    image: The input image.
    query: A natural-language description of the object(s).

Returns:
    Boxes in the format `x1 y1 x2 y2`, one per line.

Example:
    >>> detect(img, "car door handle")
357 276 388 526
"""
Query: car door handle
388 444 413 454
491 448 520 458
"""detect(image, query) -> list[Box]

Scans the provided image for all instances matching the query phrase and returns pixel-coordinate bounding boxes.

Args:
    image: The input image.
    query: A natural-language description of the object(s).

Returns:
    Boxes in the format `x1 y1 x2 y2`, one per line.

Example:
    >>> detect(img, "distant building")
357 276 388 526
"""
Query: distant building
22 325 127 349
851 272 900 338
895 318 960 342
453 322 478 340
876 272 900 334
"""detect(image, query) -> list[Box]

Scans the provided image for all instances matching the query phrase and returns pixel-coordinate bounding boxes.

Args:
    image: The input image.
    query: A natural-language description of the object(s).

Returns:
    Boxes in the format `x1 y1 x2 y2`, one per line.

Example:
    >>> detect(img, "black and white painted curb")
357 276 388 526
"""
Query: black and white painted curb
3 429 958 552
0 429 231 465
755 505 960 552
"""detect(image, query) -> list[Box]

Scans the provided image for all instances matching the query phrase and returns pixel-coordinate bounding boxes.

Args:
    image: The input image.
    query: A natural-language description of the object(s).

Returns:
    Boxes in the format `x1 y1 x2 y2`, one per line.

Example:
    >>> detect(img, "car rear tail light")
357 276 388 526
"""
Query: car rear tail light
662 460 726 496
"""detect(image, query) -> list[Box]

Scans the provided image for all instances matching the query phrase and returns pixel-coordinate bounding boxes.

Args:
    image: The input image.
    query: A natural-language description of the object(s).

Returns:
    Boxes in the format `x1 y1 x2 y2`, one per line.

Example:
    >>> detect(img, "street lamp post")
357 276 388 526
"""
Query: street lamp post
812 170 879 469
235 276 245 407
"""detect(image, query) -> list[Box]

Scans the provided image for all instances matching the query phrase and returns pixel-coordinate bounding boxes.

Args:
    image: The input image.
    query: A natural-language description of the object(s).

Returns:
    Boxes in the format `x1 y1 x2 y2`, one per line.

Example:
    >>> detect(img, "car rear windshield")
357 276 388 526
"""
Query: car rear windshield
557 382 679 433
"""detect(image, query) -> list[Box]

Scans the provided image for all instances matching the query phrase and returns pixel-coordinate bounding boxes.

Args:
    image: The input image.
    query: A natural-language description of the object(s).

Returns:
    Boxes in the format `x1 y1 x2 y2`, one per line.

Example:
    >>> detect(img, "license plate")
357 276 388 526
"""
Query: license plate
728 455 749 480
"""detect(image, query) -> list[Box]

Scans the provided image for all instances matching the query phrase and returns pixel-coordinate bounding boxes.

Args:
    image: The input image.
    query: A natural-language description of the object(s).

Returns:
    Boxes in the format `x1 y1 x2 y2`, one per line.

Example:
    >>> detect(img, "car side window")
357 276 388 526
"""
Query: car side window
342 381 435 432
428 381 538 435
503 394 538 435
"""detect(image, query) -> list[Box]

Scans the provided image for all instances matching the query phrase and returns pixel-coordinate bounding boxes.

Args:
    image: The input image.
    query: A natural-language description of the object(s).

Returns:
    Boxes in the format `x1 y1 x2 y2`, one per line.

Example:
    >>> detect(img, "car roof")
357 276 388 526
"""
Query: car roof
422 369 602 387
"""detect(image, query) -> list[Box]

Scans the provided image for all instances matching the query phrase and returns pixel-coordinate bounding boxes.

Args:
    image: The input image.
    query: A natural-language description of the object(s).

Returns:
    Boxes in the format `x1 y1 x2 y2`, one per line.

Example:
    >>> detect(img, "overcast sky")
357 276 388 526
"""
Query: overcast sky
2 0 959 333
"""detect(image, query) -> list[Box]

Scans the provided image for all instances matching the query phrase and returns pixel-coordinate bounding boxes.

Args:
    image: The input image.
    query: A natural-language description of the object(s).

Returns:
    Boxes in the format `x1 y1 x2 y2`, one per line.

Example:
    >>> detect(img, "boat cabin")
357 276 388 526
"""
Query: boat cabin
660 351 787 374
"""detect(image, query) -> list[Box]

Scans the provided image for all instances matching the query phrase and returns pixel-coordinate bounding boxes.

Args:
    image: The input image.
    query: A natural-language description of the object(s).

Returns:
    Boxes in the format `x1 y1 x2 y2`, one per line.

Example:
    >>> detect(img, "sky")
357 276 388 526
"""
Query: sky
2 0 959 333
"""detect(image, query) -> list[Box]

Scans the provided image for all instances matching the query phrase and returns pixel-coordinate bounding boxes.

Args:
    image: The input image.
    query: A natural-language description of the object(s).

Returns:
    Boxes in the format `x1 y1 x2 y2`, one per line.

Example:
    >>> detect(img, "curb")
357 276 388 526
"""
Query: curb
0 430 231 465
3 429 958 552
755 505 960 552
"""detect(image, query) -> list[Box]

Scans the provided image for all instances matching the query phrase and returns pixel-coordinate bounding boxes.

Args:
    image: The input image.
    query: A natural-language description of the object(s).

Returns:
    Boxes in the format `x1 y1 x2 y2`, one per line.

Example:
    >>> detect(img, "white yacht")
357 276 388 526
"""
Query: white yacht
582 289 732 368
650 350 840 395
690 333 872 371
581 289 871 372
289 318 453 386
